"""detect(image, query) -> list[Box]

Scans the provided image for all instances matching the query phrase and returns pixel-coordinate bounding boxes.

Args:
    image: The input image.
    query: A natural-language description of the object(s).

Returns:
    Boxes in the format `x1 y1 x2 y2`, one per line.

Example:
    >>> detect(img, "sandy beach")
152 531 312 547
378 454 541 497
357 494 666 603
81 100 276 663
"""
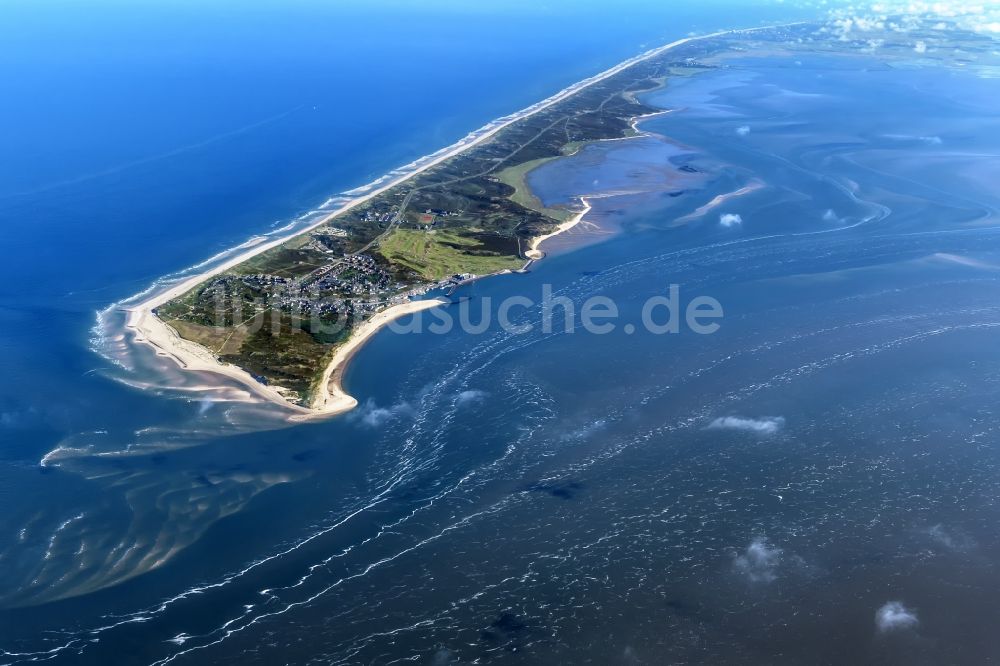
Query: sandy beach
125 304 316 415
524 197 593 261
308 298 450 418
124 26 775 419
126 298 450 420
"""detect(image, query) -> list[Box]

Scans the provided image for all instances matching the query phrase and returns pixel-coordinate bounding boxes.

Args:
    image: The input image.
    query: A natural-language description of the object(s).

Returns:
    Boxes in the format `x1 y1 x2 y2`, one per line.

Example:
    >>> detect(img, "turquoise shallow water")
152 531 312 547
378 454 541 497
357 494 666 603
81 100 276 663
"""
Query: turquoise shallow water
6 4 1000 665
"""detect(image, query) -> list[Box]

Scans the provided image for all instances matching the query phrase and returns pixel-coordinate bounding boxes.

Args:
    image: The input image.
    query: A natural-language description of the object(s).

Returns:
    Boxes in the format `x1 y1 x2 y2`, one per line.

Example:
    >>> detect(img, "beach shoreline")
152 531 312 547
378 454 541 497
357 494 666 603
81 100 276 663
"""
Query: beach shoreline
125 304 316 415
307 298 450 419
123 25 786 420
524 197 593 261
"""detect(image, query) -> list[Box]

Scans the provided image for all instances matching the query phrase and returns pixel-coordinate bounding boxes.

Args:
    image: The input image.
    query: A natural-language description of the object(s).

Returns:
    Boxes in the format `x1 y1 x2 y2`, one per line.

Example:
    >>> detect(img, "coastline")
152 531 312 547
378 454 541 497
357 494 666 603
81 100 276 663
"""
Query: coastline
126 297 451 419
125 304 315 415
123 25 786 419
520 110 678 260
524 197 593 261
308 298 450 419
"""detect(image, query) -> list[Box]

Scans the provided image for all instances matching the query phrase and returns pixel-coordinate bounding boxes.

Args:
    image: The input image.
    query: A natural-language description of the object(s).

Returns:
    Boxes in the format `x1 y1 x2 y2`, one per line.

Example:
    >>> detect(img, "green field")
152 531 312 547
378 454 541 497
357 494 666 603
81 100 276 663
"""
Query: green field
495 158 574 222
378 229 525 281
155 24 750 406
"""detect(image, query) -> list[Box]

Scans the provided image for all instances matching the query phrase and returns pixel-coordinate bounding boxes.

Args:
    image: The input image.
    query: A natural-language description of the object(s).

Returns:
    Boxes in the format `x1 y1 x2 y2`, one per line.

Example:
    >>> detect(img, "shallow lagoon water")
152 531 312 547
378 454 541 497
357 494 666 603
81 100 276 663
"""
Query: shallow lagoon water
4 13 1000 666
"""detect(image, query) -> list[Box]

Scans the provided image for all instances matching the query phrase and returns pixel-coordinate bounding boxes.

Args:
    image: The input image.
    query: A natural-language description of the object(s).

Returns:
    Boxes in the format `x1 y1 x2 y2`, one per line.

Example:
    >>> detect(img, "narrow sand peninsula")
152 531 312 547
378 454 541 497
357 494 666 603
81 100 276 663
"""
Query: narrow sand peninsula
125 26 786 419
525 198 593 261
125 305 315 415
521 109 685 262
309 298 449 418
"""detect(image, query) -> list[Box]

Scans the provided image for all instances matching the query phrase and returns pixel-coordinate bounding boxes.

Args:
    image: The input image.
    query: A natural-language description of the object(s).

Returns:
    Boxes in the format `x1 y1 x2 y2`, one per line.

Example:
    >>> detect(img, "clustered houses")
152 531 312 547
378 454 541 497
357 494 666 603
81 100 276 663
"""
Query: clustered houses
198 273 292 309
152 26 815 401
361 207 395 224
310 254 393 296
198 254 406 324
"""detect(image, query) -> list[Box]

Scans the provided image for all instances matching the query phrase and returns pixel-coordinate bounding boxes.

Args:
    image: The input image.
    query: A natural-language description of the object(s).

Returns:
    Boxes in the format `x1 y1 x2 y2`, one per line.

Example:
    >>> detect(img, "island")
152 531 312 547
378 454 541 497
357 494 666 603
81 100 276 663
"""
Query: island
128 21 926 418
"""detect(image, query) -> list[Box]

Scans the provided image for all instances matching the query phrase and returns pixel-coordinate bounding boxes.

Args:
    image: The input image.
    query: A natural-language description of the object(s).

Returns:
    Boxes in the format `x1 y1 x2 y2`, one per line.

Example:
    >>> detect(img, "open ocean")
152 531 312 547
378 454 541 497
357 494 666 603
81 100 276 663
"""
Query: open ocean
8 1 1000 665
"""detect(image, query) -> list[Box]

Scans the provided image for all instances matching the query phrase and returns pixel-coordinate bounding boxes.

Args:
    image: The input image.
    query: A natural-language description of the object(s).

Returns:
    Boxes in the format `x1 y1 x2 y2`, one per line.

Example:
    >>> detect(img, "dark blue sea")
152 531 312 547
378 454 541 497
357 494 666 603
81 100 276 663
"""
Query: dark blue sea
5 2 1000 664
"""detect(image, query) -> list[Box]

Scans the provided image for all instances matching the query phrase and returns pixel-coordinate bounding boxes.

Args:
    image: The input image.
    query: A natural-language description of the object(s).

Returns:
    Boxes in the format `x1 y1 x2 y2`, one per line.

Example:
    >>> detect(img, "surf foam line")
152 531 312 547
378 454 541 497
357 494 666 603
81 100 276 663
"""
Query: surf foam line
41 312 999 666
1 365 519 661
141 214 1000 659
8 338 552 664
107 381 541 666
0 477 415 665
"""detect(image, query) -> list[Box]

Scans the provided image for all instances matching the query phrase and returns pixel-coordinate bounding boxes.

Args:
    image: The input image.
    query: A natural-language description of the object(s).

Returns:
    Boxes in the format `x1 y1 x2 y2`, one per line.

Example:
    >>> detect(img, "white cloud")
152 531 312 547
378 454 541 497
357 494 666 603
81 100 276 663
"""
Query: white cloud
927 523 976 551
456 389 487 407
734 537 782 583
883 134 943 145
708 416 785 435
823 209 839 222
351 399 414 428
876 601 919 633
928 524 958 549
719 213 743 228
825 1 1000 40
735 125 751 137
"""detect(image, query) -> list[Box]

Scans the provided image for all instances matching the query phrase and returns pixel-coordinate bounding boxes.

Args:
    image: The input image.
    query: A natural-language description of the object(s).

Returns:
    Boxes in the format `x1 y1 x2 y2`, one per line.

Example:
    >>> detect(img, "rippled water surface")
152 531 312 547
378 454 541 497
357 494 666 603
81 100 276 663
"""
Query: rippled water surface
4 8 1000 666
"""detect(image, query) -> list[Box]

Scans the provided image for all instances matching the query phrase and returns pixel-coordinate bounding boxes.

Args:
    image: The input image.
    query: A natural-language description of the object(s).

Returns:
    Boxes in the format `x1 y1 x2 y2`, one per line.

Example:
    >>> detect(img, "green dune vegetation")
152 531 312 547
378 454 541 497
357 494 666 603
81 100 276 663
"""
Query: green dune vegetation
156 26 809 406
